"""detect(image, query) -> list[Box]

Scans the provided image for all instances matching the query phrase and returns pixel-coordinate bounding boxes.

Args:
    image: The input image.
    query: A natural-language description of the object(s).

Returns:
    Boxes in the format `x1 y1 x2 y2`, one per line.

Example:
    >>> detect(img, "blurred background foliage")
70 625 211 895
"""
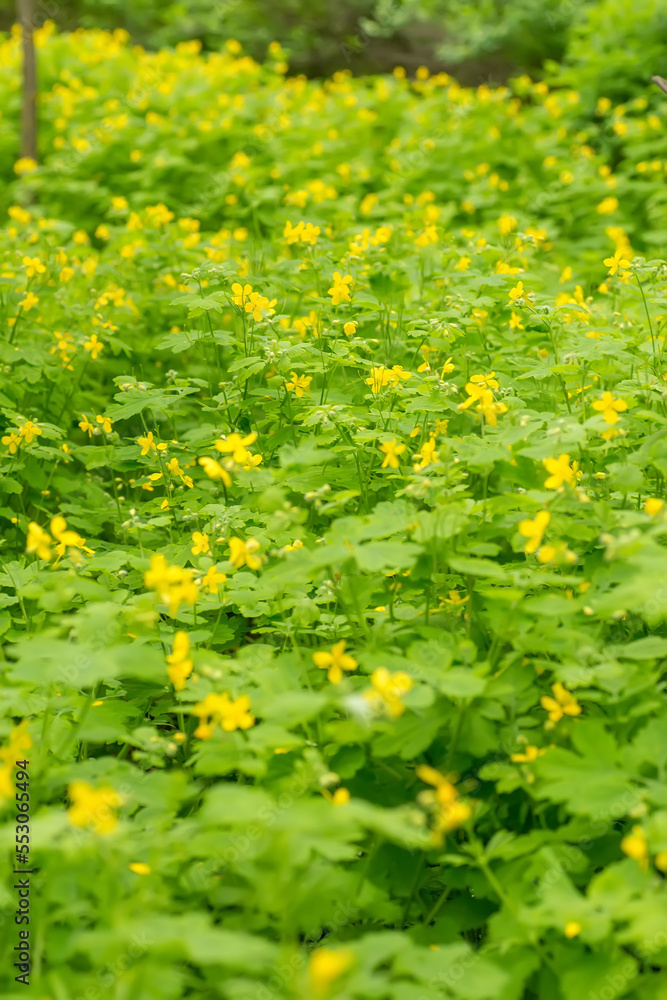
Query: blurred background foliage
2 0 667 91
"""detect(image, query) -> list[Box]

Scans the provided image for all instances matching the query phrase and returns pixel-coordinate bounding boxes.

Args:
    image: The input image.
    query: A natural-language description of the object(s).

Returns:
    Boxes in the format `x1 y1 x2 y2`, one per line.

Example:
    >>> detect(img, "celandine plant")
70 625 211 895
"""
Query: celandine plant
0 21 667 1000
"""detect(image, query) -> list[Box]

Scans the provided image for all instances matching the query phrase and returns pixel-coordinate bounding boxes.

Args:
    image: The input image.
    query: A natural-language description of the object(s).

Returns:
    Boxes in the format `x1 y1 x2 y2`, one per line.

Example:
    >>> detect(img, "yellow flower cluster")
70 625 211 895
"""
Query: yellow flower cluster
365 365 411 394
193 692 255 739
327 271 354 305
68 781 123 835
2 420 42 454
417 764 471 844
231 282 276 321
364 667 412 717
144 554 199 616
457 372 507 426
284 219 320 245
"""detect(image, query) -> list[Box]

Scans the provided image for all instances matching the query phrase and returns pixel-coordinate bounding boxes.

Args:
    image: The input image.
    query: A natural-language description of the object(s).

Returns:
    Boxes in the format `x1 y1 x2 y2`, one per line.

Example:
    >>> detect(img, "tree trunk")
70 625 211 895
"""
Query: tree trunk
18 0 37 162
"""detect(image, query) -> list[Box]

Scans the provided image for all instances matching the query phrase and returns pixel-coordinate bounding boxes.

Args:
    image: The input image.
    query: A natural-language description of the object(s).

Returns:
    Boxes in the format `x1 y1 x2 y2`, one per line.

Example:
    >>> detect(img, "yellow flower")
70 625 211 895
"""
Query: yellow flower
246 290 276 322
365 366 411 394
540 682 582 725
198 456 232 486
442 591 469 606
440 357 455 377
284 220 320 245
0 720 31 767
129 862 151 875
96 414 113 434
498 214 517 235
327 271 354 305
18 421 42 444
313 640 358 684
388 365 412 385
285 372 312 398
365 366 392 393
200 566 227 594
51 515 93 558
8 205 31 225
364 667 413 717
22 255 46 277
332 788 350 805
564 922 582 938
536 544 557 564
413 436 439 470
14 157 38 175
417 347 432 375
469 371 499 390
166 631 193 691
84 333 103 359
231 282 251 307
603 247 631 276
26 522 52 561
19 291 39 312
228 537 262 570
379 439 406 469
360 192 378 215
518 510 550 554
509 311 524 330
2 431 21 454
68 781 123 835
414 224 438 248
343 321 357 336
79 414 95 437
59 266 74 282
476 389 507 426
508 280 525 301
542 454 581 489
193 692 254 738
191 531 210 555
538 541 576 565
592 391 627 424
145 203 174 227
0 721 32 801
417 764 471 842
214 431 258 464
457 381 486 412
309 948 354 995
231 282 276 321
144 555 200 616
510 745 546 763
644 498 664 515
597 197 618 215
137 431 156 456
621 825 649 869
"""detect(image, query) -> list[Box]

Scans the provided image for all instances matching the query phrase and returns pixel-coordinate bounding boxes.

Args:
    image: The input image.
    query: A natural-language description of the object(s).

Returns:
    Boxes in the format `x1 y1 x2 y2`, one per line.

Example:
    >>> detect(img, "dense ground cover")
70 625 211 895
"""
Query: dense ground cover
2 22 667 1000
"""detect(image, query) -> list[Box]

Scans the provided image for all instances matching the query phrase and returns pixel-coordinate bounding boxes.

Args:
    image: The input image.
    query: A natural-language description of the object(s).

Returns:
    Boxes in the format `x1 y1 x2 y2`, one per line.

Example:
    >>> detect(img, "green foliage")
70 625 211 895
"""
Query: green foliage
554 0 667 108
1 21 667 1000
